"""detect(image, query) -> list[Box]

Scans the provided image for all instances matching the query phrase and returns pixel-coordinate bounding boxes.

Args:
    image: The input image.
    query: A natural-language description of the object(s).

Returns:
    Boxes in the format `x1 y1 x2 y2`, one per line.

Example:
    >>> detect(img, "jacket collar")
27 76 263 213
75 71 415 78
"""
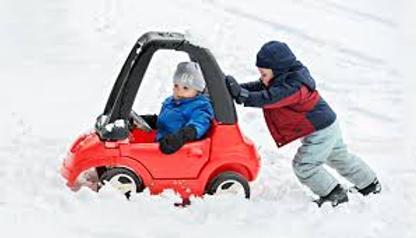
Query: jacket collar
165 95 205 106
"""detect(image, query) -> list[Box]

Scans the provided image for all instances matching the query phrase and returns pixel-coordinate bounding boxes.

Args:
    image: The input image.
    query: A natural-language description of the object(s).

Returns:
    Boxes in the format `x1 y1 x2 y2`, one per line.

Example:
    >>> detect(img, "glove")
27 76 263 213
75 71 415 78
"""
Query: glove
128 112 158 130
225 75 241 98
225 75 249 104
140 114 158 129
159 126 197 154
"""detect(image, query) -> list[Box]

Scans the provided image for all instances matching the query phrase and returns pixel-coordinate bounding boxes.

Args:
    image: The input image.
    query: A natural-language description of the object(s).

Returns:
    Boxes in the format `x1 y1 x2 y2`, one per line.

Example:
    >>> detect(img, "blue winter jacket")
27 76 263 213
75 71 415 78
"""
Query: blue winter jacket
156 95 214 141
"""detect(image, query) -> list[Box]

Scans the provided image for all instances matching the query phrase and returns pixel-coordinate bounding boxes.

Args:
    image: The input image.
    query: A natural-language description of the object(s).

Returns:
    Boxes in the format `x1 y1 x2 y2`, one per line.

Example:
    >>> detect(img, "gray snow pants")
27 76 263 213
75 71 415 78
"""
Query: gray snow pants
292 120 377 196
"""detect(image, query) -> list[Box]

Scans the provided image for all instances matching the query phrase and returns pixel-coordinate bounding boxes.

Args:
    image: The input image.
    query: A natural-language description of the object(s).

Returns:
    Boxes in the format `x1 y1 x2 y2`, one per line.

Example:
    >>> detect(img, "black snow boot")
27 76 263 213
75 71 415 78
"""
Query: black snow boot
174 198 191 207
356 179 382 196
314 184 349 207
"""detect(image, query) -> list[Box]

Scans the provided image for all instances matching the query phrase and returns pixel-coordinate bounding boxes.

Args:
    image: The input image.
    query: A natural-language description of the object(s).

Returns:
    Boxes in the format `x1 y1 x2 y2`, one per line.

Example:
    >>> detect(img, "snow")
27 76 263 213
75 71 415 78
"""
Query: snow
1 0 415 237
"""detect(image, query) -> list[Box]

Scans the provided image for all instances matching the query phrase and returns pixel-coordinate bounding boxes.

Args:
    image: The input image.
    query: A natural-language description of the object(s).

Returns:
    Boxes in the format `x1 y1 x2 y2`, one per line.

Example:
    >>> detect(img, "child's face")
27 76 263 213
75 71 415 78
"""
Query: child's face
173 83 198 99
258 67 274 86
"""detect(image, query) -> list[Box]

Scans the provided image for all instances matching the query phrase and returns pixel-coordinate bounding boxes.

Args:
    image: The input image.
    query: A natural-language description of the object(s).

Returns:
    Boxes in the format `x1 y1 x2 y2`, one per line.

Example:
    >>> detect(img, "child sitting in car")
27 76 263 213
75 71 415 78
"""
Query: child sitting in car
141 61 214 154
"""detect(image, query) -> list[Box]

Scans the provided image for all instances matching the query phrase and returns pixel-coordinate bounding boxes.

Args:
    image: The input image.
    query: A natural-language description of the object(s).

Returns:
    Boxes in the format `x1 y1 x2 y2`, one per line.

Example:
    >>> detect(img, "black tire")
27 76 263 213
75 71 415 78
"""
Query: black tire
205 172 250 199
99 167 144 199
96 166 107 178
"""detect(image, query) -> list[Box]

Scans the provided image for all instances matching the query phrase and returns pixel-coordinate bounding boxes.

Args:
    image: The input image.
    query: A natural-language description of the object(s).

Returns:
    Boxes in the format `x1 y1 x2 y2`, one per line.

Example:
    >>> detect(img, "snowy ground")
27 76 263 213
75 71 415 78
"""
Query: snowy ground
1 0 415 237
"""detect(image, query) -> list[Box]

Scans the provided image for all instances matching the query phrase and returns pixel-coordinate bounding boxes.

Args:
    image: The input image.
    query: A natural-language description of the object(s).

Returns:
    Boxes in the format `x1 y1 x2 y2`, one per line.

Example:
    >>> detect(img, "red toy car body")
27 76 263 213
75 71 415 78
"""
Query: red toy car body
60 32 261 200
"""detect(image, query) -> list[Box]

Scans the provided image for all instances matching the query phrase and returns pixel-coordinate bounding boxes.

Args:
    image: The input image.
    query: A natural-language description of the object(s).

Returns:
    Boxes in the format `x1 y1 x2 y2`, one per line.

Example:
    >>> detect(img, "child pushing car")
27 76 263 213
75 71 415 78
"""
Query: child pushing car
225 41 381 207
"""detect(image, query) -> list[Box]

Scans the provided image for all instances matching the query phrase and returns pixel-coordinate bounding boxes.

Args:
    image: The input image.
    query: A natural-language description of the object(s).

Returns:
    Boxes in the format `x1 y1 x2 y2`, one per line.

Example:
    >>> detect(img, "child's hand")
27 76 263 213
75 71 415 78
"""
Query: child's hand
159 126 197 154
225 75 249 104
225 75 241 98
140 114 158 129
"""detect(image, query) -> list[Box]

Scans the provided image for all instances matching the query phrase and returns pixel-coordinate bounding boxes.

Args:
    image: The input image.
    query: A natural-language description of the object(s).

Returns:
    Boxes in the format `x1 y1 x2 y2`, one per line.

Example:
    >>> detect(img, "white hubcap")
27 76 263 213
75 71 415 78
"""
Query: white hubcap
107 174 137 194
215 180 245 197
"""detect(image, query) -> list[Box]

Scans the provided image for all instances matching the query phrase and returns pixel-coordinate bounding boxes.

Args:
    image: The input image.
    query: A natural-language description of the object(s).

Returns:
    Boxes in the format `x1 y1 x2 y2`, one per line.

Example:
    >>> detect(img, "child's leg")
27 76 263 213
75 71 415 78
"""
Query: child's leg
326 122 377 189
292 122 340 197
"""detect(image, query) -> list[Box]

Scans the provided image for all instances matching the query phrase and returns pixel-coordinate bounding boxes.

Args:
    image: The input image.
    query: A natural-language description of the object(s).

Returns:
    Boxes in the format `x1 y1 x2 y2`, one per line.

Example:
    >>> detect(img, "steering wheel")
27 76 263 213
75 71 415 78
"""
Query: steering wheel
129 111 152 132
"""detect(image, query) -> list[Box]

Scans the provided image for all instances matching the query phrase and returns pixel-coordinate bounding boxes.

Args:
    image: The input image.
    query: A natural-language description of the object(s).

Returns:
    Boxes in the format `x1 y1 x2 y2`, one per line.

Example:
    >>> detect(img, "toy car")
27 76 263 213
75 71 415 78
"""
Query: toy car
60 32 261 201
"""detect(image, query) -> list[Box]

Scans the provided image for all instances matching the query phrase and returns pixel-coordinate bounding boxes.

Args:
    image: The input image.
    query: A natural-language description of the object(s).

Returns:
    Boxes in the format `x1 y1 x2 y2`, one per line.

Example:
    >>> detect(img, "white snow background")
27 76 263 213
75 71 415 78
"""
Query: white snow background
0 0 415 237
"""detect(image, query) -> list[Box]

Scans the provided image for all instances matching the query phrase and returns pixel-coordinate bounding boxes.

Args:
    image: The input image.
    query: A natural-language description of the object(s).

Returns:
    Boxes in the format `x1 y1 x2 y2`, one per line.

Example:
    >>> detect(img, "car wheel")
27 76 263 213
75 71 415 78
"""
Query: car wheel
99 167 144 199
205 172 250 199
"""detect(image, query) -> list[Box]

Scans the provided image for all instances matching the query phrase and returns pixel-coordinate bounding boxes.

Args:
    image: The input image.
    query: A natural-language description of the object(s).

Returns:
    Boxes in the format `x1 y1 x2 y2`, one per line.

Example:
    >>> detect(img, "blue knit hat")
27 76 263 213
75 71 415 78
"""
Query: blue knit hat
256 41 297 72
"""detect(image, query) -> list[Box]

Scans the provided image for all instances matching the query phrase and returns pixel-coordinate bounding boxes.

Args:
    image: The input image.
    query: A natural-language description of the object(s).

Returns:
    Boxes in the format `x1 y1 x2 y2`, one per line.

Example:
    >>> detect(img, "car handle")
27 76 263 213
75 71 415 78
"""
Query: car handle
187 148 203 158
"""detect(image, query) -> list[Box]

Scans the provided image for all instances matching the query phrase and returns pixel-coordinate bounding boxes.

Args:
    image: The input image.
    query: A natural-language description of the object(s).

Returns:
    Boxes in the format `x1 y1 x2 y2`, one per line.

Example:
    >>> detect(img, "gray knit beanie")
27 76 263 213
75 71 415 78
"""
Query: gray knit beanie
173 62 206 92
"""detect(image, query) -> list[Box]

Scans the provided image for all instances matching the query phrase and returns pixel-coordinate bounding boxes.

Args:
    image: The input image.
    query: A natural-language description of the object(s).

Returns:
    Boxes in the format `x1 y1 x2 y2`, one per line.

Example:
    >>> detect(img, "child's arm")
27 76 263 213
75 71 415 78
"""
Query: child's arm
185 103 215 139
241 84 301 108
226 76 264 92
159 126 197 154
240 80 264 91
226 75 301 108
158 102 214 154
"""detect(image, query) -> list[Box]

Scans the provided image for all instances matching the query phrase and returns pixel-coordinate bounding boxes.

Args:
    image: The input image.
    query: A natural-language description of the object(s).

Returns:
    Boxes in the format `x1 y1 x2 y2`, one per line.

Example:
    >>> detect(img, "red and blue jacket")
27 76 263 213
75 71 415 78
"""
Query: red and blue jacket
240 66 336 147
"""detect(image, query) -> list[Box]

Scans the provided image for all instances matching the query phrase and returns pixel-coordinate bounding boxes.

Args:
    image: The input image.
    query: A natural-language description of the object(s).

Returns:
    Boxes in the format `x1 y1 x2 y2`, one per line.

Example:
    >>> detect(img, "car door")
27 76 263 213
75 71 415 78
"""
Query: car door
119 138 211 179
